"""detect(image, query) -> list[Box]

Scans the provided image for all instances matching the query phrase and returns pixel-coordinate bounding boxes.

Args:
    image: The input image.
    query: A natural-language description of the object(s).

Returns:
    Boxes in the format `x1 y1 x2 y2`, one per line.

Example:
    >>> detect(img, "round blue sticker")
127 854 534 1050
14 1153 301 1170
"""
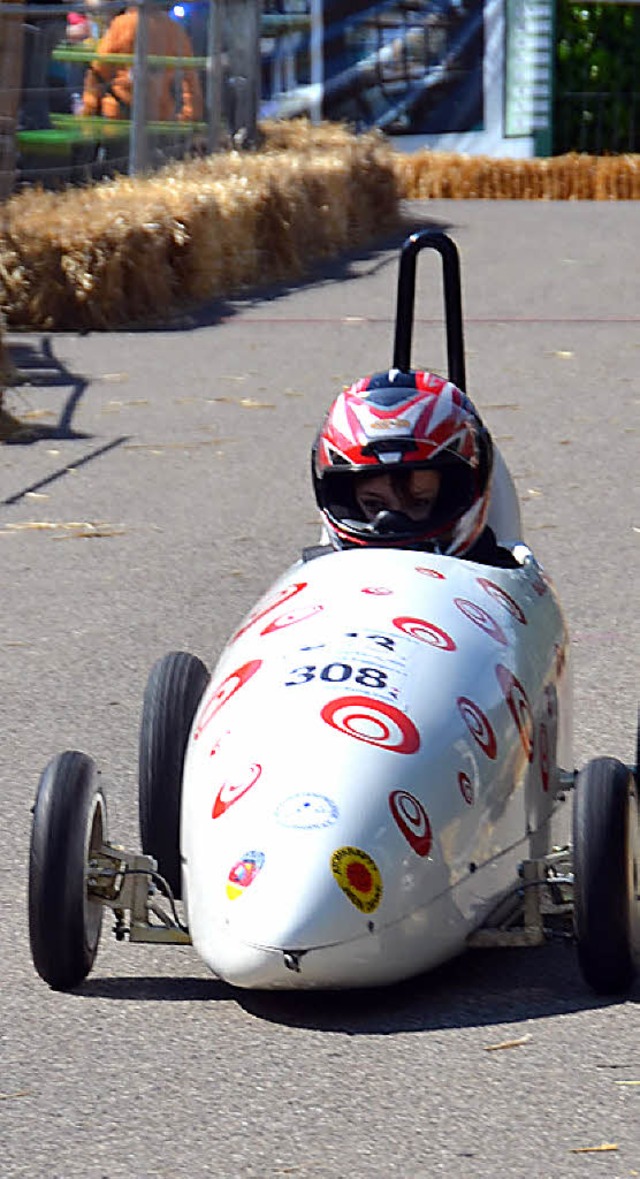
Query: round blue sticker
275 793 339 830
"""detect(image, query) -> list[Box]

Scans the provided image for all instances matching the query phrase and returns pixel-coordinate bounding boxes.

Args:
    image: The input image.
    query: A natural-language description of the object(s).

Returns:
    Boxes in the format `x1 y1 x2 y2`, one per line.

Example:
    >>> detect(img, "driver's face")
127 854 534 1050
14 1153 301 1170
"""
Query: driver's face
355 469 441 522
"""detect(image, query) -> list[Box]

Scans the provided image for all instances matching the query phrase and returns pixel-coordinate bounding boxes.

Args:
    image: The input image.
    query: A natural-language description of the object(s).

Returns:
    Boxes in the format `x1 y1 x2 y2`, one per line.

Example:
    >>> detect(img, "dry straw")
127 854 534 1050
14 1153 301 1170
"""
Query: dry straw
1 123 639 337
395 149 640 201
0 120 398 331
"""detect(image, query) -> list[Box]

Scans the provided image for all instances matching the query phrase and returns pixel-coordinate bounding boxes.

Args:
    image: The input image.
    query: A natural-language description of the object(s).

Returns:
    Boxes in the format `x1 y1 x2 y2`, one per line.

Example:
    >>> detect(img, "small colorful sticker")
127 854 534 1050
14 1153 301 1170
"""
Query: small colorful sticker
321 695 420 754
457 697 498 760
495 663 534 762
477 578 527 625
454 598 508 646
389 789 432 856
226 850 265 900
275 793 339 829
393 615 456 651
331 846 383 914
194 660 262 740
212 762 262 818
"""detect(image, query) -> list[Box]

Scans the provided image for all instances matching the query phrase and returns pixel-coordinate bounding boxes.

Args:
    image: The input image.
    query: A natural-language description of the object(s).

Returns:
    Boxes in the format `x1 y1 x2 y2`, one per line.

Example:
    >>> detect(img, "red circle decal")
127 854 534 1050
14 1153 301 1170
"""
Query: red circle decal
213 763 262 818
495 663 534 762
231 582 307 642
458 771 475 805
457 697 497 759
261 603 323 634
415 567 446 579
477 578 527 625
195 660 262 740
346 860 373 891
389 789 432 856
321 695 420 754
393 616 456 651
454 598 508 646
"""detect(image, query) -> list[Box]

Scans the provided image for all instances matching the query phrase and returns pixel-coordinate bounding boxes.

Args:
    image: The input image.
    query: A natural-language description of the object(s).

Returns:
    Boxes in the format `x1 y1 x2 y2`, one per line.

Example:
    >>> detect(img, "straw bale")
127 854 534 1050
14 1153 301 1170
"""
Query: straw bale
0 122 398 330
2 123 639 335
395 148 640 202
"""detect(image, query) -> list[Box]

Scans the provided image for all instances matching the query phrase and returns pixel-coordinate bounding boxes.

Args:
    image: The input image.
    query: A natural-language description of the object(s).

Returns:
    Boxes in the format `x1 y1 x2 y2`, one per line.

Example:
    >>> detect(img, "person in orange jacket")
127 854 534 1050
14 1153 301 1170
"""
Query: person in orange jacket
81 6 203 122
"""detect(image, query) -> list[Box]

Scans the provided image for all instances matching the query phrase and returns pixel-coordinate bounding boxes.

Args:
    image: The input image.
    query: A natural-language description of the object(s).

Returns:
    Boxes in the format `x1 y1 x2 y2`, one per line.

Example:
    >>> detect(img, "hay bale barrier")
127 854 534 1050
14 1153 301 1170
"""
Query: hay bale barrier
395 149 640 201
0 121 398 332
0 121 639 338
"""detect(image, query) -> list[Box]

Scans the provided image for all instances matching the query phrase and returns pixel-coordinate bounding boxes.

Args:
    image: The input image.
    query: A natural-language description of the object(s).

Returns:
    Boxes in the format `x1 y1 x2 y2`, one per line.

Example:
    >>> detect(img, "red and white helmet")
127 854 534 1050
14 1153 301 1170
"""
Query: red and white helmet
312 369 493 554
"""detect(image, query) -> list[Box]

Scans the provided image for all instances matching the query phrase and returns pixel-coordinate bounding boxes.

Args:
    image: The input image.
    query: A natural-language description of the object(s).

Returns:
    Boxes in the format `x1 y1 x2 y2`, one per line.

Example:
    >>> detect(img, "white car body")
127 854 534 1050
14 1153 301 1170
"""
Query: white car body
181 459 572 989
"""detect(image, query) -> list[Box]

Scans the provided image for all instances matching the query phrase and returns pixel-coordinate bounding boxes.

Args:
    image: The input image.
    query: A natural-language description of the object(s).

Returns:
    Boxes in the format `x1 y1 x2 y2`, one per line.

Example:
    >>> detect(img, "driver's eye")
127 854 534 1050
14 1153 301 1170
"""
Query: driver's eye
360 498 387 516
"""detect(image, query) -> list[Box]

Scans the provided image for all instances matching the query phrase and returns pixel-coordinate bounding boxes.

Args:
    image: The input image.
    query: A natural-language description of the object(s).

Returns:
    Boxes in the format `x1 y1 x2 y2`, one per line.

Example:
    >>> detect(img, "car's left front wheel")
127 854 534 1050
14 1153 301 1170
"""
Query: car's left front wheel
573 755 640 995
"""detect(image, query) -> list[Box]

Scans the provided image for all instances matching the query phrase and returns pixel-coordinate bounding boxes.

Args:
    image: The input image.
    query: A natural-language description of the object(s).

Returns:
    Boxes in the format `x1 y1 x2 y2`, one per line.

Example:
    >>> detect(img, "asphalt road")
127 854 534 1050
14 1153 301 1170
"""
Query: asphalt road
1 200 639 1179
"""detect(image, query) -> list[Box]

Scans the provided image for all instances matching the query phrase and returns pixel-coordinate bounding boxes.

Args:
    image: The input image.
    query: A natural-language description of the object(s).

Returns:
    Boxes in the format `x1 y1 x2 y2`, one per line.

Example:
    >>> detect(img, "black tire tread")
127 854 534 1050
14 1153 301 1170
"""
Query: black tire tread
573 756 637 995
28 750 104 991
138 650 209 899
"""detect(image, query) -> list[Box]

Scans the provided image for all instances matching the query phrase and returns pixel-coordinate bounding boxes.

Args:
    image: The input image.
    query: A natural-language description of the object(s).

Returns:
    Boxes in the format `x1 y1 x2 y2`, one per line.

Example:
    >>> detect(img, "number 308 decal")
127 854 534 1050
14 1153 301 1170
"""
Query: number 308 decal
285 662 388 690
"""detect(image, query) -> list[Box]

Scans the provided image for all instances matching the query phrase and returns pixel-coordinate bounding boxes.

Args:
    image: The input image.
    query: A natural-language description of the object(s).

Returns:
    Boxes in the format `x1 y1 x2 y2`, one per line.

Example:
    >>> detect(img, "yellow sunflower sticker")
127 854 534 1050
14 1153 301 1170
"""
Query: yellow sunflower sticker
330 846 383 914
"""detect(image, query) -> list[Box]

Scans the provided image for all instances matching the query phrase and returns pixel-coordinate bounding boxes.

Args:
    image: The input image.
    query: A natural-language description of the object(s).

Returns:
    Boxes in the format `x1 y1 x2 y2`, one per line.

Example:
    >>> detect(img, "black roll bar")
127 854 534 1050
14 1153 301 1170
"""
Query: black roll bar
392 230 467 392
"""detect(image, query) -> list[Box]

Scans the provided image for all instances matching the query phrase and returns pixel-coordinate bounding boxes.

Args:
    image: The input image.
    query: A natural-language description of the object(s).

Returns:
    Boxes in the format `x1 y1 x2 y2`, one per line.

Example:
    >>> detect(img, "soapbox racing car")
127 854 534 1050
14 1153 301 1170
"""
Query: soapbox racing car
28 231 640 998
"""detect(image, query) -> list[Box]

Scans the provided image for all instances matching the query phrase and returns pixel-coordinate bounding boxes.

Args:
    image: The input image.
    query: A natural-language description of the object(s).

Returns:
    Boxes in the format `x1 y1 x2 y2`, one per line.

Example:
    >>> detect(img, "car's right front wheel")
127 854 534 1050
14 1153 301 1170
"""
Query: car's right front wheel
138 650 209 900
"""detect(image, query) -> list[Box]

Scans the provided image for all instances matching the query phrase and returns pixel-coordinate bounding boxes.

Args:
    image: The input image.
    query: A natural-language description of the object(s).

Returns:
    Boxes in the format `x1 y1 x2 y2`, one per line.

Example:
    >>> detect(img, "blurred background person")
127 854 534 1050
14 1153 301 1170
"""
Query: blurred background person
81 3 203 121
64 10 95 112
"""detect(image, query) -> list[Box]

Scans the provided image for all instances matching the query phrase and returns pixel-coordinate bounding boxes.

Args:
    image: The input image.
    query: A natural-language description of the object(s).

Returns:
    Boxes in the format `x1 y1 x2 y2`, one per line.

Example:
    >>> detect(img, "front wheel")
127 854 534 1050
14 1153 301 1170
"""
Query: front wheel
28 750 106 990
138 650 209 900
573 756 640 995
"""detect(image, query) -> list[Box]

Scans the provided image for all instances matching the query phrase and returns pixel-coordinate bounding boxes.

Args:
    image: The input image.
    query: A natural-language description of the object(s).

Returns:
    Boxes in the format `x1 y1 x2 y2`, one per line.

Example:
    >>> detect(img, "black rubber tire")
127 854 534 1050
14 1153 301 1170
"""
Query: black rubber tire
573 756 640 995
28 750 106 991
138 650 209 900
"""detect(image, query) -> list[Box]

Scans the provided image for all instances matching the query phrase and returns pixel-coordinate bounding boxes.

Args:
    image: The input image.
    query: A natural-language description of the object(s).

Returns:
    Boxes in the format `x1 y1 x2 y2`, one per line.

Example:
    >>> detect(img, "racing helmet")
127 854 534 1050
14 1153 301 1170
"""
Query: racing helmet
312 369 493 554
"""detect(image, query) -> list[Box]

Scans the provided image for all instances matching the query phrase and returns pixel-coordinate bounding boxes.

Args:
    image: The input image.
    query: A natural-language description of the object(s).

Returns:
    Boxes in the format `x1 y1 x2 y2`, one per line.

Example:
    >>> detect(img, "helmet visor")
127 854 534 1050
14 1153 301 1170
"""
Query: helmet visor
321 459 477 548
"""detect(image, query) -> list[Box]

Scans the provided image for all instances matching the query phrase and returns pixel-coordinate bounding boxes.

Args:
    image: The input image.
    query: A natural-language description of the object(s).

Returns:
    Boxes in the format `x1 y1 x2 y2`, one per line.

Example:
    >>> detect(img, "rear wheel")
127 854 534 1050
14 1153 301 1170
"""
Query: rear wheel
28 750 105 991
138 651 209 900
573 756 640 995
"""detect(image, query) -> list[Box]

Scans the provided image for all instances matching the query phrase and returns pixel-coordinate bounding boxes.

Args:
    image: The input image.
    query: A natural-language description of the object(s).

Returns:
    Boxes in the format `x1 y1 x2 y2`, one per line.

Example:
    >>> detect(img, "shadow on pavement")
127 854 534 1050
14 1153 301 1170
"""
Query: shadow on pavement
135 208 456 334
78 975 235 1002
1 434 129 507
70 941 639 1032
236 942 639 1035
2 336 90 444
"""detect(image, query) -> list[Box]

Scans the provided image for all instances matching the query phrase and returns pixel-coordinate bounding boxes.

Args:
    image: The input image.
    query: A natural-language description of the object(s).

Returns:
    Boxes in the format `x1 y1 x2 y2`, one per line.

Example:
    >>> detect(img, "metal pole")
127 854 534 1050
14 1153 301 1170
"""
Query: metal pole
226 0 259 147
392 231 467 392
309 0 323 124
130 0 149 176
205 0 222 153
